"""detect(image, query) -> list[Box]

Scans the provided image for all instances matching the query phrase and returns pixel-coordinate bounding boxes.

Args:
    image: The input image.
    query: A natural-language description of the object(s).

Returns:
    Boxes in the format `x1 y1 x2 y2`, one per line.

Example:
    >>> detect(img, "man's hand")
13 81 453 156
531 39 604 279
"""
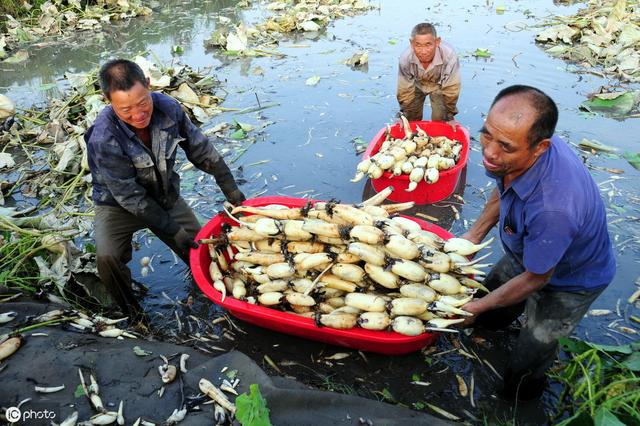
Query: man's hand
458 232 480 245
227 189 246 206
461 299 486 327
174 228 198 251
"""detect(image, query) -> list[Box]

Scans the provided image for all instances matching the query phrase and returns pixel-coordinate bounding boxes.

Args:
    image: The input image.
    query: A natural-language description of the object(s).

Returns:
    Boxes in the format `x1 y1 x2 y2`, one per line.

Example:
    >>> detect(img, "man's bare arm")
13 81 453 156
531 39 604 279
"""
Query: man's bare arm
462 187 500 244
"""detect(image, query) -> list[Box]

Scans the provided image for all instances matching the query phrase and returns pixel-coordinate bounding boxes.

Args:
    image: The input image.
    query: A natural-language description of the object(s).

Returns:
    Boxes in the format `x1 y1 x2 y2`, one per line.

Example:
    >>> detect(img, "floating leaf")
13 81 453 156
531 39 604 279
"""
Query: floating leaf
578 138 619 153
300 20 320 32
3 50 29 64
344 51 368 67
226 27 248 52
388 38 397 45
495 5 506 14
233 119 255 133
171 83 200 105
229 128 246 140
472 48 492 58
305 75 321 86
0 94 15 119
580 91 638 116
0 153 16 169
622 151 640 170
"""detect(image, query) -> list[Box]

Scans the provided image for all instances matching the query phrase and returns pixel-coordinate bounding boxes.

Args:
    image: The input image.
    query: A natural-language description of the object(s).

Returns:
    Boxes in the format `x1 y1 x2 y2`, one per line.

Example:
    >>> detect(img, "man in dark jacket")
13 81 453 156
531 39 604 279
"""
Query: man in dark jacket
86 59 245 322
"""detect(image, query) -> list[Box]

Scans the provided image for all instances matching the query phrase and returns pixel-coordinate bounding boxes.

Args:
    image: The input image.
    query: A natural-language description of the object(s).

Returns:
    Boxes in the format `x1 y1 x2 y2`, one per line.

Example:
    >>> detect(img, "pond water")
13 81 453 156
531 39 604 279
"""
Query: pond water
2 0 639 423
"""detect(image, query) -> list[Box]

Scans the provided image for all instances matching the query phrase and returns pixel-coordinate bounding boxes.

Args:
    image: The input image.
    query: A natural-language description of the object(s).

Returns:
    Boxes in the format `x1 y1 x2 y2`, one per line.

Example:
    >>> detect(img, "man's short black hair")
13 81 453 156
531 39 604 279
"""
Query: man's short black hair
491 85 558 148
411 23 437 39
99 59 148 100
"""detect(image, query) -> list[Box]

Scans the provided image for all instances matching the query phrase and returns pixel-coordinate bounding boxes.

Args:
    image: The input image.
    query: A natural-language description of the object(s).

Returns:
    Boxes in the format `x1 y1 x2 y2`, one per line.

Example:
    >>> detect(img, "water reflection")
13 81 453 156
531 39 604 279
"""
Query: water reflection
0 0 244 97
361 165 467 231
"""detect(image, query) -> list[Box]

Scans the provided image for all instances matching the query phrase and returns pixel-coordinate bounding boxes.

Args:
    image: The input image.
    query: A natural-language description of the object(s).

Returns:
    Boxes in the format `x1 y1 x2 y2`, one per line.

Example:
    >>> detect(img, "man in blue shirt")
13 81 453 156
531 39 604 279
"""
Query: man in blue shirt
86 59 245 323
461 85 615 400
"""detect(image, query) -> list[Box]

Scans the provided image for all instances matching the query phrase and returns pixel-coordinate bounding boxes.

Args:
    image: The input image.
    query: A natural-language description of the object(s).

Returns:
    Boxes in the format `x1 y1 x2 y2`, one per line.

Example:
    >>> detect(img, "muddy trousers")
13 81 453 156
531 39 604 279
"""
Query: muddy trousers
474 255 605 400
94 198 201 321
400 88 448 122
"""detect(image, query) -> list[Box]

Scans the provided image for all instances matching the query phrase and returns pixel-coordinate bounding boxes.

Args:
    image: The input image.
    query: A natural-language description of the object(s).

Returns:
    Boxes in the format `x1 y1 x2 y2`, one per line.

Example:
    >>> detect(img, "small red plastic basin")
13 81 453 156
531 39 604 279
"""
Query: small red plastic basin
191 196 454 355
363 121 470 204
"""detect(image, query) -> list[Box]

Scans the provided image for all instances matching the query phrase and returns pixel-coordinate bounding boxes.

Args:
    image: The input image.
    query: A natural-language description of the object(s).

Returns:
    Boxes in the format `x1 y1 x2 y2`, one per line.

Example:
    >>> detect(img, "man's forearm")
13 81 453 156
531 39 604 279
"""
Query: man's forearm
465 188 500 243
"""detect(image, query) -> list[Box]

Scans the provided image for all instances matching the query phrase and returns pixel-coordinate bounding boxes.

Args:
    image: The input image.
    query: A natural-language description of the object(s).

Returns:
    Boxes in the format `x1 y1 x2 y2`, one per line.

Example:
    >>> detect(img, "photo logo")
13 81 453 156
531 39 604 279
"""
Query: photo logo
5 407 21 422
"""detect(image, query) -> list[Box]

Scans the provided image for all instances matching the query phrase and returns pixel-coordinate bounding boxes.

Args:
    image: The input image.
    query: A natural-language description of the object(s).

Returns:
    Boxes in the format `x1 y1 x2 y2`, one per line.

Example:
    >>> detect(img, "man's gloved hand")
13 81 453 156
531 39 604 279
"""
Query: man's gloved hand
227 189 246 206
174 227 198 251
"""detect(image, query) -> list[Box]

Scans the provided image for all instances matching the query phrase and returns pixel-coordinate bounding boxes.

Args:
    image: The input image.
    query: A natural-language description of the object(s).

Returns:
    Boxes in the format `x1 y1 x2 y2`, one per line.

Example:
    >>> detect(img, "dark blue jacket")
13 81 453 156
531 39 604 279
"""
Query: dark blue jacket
86 92 239 236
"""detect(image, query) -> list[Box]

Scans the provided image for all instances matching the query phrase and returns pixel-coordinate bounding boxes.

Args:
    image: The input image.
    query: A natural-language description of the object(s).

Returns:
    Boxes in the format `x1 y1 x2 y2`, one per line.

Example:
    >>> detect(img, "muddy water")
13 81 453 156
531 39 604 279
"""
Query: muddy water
2 0 639 423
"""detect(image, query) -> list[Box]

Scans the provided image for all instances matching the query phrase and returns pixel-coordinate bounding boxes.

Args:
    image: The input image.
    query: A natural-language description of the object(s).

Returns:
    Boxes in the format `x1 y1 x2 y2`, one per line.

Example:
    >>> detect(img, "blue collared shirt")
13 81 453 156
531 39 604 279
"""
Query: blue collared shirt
488 135 615 291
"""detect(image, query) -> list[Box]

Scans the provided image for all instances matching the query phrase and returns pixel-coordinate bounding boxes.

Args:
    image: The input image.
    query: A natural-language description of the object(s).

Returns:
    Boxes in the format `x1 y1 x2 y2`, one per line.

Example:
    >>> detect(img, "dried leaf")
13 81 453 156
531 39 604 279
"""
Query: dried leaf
0 94 15 118
578 138 619 153
325 352 350 360
3 49 28 64
0 153 15 169
455 374 468 397
305 75 321 86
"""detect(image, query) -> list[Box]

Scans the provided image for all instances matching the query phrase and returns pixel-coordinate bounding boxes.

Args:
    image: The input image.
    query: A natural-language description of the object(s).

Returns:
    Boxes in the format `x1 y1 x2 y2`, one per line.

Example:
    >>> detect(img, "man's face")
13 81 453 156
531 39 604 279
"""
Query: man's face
410 33 440 65
479 95 549 184
109 80 153 130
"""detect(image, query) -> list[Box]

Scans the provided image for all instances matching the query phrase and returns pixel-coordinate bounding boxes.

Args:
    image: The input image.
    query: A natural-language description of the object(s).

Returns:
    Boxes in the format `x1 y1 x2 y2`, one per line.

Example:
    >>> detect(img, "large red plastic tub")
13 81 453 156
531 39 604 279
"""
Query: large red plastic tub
191 196 454 355
363 121 470 204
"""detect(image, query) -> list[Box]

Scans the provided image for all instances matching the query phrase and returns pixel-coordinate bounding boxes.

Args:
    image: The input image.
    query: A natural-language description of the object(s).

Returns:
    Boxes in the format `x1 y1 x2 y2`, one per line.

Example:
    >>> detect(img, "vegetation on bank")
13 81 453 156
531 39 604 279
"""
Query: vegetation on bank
552 337 640 425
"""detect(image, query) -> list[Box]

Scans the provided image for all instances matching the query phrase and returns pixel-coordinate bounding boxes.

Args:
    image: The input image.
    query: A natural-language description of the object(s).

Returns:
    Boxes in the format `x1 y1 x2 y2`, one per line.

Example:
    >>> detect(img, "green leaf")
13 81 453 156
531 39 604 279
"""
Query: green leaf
380 388 395 402
74 384 85 398
588 342 632 354
172 45 184 54
594 407 626 426
580 91 639 116
496 5 506 14
388 39 397 45
236 384 271 426
621 351 640 371
226 369 239 380
229 128 246 140
558 337 591 354
472 48 492 58
622 151 640 171
414 401 425 410
411 373 420 381
233 119 255 132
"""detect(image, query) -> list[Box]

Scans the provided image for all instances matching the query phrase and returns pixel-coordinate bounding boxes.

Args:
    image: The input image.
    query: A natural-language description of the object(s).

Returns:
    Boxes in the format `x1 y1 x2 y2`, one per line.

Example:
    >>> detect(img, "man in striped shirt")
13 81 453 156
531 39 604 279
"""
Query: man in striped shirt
397 23 461 126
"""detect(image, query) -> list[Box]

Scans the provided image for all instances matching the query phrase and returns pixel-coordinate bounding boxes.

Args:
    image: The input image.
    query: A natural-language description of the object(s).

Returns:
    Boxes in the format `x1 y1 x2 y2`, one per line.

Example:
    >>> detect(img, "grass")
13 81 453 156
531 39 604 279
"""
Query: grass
0 230 45 291
551 337 640 425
